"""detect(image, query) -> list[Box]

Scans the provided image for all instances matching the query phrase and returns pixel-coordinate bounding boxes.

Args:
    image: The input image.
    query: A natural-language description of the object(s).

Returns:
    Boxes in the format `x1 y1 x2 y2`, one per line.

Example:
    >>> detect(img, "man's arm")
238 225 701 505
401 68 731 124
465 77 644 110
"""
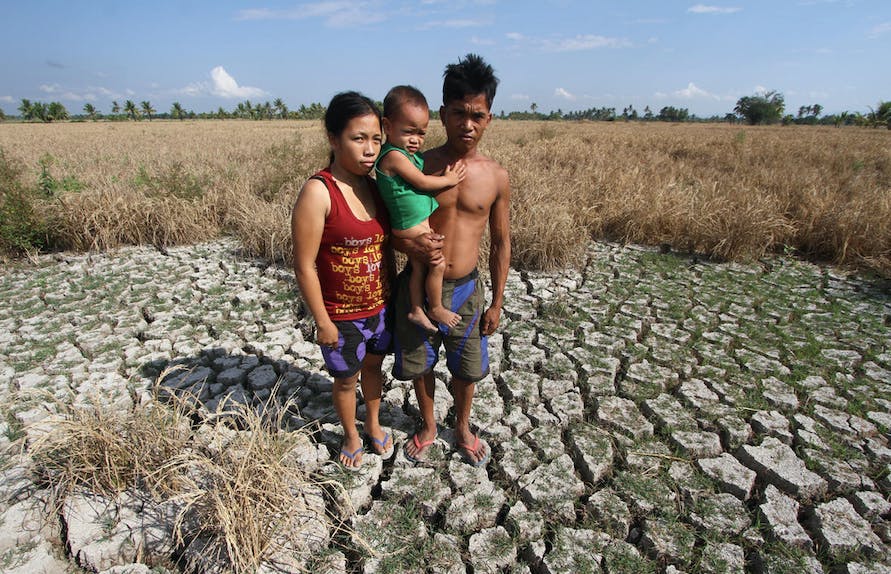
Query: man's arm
481 167 511 336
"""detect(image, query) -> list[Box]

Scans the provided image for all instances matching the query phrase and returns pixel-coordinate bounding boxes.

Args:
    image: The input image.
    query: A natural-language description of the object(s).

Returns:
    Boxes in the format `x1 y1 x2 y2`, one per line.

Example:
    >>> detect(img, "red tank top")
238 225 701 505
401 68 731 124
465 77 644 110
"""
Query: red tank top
313 168 389 320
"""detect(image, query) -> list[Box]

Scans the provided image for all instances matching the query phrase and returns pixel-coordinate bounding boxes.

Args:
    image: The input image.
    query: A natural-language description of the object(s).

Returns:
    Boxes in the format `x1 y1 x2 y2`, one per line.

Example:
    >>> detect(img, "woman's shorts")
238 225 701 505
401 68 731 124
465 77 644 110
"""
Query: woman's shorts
321 307 391 379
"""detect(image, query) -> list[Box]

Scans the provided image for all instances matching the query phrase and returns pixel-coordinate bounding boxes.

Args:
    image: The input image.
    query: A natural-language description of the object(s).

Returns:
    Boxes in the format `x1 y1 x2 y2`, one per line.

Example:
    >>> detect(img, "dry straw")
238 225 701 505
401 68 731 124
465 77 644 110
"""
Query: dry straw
22 369 355 573
0 119 888 274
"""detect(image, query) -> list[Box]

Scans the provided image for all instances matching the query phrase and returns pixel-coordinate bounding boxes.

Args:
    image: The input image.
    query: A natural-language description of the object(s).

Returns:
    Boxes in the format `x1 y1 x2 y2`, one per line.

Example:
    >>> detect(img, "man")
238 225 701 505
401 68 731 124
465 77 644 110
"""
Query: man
393 54 510 466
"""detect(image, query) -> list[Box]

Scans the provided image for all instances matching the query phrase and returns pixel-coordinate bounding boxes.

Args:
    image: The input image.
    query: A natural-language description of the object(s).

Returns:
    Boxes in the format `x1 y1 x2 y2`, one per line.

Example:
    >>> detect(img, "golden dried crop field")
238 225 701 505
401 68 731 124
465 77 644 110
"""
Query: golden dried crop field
1 119 889 274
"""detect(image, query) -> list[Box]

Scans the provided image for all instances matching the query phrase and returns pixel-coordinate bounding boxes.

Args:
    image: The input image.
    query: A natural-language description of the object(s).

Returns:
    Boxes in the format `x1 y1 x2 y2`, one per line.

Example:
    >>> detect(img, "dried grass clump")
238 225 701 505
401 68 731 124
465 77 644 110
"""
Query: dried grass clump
49 188 222 251
493 136 588 270
222 183 296 265
26 372 342 573
27 391 192 496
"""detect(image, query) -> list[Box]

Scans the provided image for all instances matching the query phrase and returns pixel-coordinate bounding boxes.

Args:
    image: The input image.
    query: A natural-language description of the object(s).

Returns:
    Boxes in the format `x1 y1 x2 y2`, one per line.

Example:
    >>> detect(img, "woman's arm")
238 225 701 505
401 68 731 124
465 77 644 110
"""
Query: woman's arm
291 178 339 348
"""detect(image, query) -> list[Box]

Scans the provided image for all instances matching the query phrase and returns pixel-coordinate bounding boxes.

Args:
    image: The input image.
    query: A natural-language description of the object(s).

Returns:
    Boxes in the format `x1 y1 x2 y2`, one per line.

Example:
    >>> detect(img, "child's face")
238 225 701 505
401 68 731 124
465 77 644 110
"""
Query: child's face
383 103 429 155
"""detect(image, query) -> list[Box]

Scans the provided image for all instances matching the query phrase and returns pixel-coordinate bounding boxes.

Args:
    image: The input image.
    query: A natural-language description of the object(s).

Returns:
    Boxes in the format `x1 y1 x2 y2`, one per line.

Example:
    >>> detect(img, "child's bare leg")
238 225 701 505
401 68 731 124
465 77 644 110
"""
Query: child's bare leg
407 256 437 332
426 259 461 328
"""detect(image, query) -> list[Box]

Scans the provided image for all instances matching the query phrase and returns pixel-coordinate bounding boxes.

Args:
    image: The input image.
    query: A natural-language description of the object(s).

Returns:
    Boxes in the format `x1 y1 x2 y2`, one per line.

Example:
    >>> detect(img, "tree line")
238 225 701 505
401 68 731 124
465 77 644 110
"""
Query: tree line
11 98 328 122
5 91 890 128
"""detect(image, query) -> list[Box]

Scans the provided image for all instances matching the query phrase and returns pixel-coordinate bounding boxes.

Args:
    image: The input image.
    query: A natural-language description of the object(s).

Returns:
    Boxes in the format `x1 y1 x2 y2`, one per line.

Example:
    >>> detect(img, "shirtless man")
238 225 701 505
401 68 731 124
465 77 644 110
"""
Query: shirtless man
393 54 510 466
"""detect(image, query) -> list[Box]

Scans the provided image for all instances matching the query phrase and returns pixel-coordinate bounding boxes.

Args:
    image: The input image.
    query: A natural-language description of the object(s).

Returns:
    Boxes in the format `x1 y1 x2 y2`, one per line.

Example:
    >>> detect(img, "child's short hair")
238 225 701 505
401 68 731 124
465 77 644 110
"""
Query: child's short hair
383 85 429 119
442 53 499 109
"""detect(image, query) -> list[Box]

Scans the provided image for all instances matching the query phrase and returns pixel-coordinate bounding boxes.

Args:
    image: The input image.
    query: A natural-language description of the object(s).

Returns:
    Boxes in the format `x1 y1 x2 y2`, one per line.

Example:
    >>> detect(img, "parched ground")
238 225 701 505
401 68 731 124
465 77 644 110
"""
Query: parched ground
1 239 889 573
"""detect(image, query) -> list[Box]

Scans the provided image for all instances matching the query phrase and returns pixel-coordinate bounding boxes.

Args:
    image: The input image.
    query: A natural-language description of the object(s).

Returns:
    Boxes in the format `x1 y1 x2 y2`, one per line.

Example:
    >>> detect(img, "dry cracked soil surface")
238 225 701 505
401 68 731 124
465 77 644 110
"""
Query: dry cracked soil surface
1 239 890 574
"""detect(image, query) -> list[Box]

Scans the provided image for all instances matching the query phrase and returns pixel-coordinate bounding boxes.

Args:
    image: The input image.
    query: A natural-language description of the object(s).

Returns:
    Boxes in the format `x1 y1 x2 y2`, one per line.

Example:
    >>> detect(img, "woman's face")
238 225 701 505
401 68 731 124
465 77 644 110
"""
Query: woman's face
329 113 382 176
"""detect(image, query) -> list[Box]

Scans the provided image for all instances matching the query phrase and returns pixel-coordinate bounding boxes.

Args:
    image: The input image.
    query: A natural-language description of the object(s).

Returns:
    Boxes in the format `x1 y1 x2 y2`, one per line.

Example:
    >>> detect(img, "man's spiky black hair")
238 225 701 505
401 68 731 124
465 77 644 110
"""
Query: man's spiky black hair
442 53 499 109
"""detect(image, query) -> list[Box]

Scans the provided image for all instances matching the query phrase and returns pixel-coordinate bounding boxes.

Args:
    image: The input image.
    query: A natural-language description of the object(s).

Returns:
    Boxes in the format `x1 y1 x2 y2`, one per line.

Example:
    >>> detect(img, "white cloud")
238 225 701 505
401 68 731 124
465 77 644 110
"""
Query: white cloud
868 21 891 39
92 86 124 99
37 84 96 102
554 87 576 101
544 34 630 52
510 94 530 101
180 83 206 97
687 4 742 14
418 18 487 30
236 1 385 28
1 96 14 103
508 32 630 52
61 92 89 101
674 82 720 100
210 66 266 99
470 36 496 46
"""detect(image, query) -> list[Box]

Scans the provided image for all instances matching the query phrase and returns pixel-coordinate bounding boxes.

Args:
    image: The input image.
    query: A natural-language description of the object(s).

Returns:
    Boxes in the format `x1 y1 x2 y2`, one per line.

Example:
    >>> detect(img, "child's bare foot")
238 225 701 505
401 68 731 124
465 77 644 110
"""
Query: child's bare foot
428 305 461 328
408 308 437 333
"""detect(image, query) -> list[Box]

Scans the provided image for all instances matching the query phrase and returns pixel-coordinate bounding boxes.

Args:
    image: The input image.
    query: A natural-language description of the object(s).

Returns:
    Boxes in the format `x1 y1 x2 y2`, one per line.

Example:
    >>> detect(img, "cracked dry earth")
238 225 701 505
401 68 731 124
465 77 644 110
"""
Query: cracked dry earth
1 239 890 574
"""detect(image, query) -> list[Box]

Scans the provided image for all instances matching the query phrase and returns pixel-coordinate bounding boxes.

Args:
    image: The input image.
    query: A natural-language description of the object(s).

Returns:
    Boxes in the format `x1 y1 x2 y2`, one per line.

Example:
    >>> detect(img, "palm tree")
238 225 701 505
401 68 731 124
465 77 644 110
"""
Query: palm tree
47 102 69 122
124 100 139 120
216 106 227 119
30 102 49 122
111 101 121 115
833 111 849 128
141 101 155 121
876 101 891 129
18 99 34 121
83 103 98 121
273 97 288 119
170 101 185 120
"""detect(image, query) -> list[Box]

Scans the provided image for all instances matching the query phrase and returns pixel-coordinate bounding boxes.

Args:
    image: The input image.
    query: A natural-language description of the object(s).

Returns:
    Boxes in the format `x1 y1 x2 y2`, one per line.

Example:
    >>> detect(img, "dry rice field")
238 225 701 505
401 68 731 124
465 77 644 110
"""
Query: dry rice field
1 119 889 275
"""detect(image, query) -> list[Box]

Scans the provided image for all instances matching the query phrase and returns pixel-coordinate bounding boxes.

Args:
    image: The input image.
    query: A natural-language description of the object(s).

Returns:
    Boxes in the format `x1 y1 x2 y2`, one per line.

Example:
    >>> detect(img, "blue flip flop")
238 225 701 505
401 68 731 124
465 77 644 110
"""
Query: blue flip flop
339 446 364 472
370 432 394 460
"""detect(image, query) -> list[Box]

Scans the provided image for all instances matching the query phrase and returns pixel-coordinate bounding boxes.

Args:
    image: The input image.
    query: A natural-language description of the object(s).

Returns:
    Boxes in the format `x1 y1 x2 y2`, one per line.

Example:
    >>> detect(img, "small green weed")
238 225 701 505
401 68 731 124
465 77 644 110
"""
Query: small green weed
134 162 208 200
0 149 52 256
37 153 86 196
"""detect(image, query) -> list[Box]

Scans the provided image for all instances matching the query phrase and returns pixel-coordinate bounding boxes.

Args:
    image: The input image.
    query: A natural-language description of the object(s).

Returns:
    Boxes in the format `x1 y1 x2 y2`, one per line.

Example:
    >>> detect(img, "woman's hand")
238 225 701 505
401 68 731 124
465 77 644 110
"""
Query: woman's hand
317 320 340 349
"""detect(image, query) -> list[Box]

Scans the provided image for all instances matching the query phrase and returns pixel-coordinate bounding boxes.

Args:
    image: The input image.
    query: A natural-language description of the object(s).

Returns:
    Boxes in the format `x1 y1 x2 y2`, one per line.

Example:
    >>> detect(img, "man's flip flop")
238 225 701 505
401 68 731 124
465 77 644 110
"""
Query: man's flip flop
339 446 364 472
369 432 394 460
403 433 436 464
458 436 491 467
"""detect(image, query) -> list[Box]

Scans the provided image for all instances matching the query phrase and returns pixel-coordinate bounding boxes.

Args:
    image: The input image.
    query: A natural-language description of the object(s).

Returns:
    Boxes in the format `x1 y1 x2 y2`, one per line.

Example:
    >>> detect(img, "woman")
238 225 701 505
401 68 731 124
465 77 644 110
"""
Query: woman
291 91 394 470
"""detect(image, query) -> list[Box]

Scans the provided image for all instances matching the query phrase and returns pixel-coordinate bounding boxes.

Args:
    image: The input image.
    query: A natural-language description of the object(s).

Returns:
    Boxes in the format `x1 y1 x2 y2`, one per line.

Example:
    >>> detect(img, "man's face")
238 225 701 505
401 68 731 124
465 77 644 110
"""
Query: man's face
440 93 492 153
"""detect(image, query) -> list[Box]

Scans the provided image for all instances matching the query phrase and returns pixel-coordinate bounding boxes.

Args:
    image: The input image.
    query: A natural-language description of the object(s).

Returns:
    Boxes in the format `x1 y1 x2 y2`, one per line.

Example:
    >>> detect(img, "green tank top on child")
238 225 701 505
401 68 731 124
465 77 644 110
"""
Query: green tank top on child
374 142 438 231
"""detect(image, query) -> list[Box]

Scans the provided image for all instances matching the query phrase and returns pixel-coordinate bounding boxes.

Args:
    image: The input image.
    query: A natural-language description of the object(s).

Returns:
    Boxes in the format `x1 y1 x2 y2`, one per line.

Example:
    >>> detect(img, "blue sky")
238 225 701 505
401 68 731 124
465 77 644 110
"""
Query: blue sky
1 1 889 118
